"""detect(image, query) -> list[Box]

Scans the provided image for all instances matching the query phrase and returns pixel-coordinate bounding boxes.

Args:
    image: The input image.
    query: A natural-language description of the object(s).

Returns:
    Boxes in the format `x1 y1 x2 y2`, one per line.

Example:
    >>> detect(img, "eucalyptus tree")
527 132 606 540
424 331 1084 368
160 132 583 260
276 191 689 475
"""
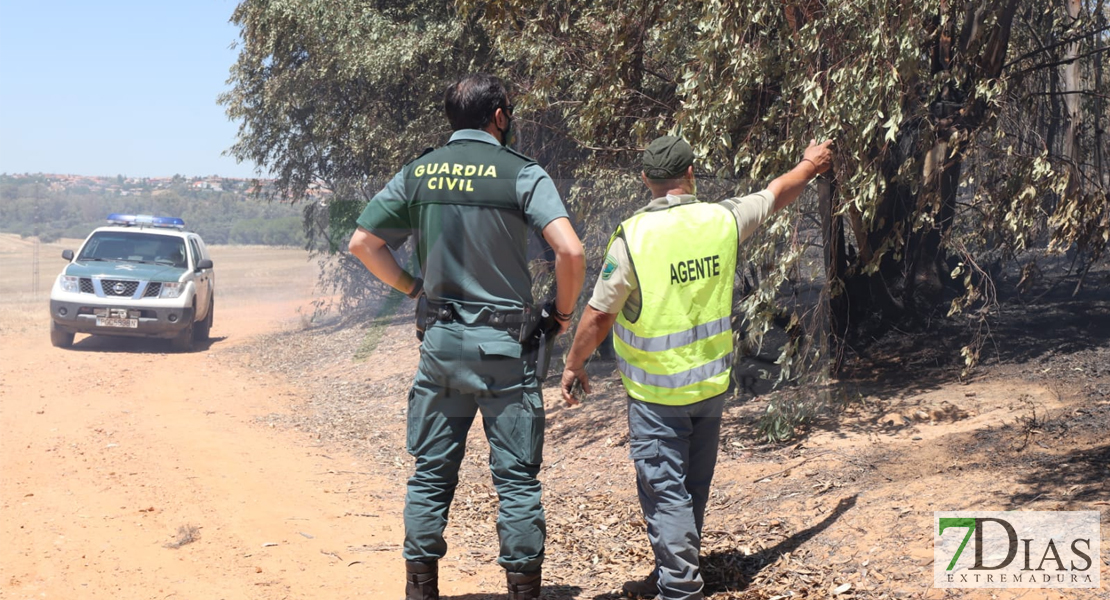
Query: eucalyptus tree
224 0 1109 384
464 0 1109 379
221 0 494 307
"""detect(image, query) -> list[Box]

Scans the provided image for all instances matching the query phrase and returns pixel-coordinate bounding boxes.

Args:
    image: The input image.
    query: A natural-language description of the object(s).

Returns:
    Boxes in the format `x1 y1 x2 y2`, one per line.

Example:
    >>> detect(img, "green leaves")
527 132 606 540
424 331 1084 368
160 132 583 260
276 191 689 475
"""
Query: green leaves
224 0 1109 391
223 0 486 204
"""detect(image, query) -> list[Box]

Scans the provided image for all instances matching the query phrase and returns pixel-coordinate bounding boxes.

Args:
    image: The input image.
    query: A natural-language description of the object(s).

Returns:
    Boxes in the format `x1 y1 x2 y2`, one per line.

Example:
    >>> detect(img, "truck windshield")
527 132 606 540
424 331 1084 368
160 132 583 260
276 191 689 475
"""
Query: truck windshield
77 232 187 268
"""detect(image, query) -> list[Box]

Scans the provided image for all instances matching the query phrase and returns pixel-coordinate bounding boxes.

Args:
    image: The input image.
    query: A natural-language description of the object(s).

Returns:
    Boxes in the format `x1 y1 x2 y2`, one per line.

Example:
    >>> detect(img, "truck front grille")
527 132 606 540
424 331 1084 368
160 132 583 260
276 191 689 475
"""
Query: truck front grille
102 280 139 297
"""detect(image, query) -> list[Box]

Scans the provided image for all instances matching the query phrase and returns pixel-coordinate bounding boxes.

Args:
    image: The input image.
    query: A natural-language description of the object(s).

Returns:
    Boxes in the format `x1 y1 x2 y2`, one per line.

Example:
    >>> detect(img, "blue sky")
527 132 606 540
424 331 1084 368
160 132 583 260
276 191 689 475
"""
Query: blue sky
0 0 261 178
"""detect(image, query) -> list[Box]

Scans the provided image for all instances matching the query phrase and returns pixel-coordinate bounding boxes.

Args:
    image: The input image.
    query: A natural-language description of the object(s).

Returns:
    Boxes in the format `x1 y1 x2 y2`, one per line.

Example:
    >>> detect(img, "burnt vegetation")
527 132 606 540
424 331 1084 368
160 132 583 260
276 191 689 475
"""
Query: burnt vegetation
223 0 1110 435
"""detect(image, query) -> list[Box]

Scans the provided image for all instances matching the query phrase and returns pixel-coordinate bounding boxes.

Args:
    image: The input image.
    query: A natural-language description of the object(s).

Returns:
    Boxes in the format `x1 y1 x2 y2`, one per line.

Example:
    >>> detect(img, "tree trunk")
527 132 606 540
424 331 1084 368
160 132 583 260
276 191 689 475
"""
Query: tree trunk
913 139 962 306
834 1 1019 337
818 176 848 368
1060 0 1083 196
1094 0 1107 187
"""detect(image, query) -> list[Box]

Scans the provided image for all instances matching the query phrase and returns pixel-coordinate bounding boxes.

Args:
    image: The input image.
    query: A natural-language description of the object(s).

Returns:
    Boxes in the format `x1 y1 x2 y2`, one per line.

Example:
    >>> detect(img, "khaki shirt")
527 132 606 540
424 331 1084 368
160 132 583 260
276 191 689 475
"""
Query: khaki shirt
588 191 775 317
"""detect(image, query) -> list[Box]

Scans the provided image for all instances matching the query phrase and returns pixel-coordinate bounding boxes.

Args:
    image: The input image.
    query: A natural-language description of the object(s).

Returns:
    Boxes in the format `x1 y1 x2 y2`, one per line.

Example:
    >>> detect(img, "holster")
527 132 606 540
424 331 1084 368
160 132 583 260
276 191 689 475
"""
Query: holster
415 294 431 341
532 304 561 381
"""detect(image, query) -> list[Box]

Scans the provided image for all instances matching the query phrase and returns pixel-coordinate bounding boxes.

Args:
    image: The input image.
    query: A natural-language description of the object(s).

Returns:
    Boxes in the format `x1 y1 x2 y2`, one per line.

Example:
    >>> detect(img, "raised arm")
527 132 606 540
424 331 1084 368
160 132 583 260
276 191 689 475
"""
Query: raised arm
767 139 834 212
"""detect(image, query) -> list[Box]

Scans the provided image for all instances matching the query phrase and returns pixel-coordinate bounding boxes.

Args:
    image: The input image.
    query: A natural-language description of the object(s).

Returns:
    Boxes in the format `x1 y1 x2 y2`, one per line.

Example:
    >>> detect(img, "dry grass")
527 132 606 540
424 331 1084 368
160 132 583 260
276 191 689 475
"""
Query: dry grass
164 524 201 549
0 233 317 307
206 244 318 311
0 235 78 306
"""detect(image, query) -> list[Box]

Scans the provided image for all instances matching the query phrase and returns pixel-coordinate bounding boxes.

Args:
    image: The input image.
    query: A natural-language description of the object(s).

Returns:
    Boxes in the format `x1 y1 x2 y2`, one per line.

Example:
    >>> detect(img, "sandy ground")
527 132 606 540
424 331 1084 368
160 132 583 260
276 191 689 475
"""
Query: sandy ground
2 233 1107 600
0 235 479 599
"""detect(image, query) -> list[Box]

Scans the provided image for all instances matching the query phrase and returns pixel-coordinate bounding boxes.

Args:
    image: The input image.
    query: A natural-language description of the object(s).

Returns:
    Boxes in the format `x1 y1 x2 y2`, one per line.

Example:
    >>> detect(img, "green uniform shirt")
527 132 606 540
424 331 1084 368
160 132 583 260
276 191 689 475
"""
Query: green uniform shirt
357 129 568 320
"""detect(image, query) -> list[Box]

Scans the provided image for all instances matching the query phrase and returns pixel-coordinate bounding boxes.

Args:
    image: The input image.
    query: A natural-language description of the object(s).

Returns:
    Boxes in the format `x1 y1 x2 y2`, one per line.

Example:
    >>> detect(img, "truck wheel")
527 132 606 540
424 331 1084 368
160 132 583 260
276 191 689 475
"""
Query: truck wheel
171 321 194 352
50 321 74 349
194 297 214 341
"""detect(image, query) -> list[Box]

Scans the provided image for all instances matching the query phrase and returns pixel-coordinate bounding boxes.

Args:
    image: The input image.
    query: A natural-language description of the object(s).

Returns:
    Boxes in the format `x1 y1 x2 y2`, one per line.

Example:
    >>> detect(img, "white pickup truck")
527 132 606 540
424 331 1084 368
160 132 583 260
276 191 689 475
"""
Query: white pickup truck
49 214 215 352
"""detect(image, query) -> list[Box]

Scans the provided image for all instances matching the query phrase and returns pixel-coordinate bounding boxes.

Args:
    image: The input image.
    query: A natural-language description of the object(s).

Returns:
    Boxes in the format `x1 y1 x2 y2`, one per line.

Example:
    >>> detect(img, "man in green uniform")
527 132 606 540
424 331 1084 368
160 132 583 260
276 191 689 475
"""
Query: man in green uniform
349 73 585 600
559 135 832 599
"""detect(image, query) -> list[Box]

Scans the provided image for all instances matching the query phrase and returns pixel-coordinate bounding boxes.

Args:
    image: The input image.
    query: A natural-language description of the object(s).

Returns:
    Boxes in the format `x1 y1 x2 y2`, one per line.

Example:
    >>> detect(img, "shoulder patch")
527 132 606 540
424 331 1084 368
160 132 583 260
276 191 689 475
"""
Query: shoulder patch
500 145 538 165
402 147 437 168
601 254 618 280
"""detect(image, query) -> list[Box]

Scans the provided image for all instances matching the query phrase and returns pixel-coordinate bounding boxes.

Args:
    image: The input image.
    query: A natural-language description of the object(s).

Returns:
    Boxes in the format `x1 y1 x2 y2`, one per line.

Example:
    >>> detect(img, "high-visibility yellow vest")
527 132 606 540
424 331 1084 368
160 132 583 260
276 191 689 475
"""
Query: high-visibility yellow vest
611 201 738 405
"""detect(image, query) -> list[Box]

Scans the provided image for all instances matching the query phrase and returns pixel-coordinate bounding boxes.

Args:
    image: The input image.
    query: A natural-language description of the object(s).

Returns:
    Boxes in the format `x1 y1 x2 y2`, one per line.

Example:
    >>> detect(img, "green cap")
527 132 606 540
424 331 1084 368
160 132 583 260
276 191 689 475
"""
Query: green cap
642 135 694 180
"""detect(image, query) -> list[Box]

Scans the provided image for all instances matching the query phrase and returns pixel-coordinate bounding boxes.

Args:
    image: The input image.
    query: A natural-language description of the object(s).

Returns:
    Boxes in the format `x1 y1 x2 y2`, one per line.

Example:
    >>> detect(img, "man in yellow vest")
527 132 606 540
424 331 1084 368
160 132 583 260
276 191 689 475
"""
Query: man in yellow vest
560 135 832 599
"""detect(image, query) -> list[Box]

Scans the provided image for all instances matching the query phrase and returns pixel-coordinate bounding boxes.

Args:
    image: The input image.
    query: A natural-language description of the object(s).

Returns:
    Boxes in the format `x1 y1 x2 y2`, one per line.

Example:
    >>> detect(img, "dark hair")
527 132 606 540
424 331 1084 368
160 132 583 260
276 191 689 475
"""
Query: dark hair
444 73 509 131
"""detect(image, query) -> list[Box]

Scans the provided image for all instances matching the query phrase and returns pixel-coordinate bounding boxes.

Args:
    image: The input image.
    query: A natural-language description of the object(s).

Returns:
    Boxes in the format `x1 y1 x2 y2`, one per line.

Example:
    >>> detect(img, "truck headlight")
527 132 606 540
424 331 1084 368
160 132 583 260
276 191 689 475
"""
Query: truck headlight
60 276 79 293
160 282 183 298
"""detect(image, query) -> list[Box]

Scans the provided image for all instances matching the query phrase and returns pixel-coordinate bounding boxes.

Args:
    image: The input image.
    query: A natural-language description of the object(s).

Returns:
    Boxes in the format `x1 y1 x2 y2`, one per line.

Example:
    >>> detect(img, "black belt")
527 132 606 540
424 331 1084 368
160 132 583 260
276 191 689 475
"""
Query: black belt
422 302 541 342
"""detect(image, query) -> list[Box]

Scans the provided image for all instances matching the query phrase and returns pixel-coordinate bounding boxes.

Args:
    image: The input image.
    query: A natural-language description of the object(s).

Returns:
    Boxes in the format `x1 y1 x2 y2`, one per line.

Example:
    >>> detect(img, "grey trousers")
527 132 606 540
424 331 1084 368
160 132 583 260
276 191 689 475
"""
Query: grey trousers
627 394 725 600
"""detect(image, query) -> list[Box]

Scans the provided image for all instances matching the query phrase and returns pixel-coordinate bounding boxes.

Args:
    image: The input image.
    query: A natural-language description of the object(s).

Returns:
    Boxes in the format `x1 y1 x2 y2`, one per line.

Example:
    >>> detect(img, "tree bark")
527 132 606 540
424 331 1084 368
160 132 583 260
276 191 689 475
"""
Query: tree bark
1060 0 1084 196
818 176 848 367
1093 0 1107 186
836 1 1019 334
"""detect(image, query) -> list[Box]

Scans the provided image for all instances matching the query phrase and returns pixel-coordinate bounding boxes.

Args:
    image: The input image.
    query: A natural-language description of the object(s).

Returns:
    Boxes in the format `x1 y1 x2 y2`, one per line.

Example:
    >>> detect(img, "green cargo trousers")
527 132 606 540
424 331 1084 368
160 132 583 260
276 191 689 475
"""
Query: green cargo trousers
402 321 545 573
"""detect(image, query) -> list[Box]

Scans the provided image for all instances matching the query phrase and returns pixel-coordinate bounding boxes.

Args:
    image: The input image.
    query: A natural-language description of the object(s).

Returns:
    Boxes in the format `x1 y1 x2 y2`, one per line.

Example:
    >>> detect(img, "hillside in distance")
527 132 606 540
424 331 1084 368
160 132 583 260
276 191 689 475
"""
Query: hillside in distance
0 173 328 247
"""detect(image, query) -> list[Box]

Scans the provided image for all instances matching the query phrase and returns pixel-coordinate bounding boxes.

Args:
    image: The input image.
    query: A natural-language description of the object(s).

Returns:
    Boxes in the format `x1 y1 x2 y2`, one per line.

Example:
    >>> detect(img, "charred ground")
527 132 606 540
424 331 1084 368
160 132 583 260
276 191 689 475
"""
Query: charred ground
226 264 1110 599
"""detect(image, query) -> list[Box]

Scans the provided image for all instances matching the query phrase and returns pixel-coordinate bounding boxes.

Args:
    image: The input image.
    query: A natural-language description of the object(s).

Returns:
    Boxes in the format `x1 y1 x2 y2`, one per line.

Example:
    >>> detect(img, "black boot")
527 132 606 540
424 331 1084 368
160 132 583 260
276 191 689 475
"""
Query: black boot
621 569 659 598
506 569 541 600
405 560 439 600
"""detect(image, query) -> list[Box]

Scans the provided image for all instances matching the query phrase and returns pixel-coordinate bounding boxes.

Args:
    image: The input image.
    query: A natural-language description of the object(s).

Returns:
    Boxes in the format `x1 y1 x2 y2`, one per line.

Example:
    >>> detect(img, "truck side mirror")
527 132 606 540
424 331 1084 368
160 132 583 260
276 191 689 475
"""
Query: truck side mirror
196 259 214 271
62 249 74 261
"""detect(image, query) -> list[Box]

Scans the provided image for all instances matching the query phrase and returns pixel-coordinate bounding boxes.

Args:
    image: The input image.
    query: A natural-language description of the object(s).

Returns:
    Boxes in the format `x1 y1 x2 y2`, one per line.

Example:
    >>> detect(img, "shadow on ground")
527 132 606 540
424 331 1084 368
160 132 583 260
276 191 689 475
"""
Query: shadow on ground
68 334 227 353
842 273 1110 395
584 496 858 600
701 495 858 596
1009 443 1110 507
768 271 1110 442
442 585 584 600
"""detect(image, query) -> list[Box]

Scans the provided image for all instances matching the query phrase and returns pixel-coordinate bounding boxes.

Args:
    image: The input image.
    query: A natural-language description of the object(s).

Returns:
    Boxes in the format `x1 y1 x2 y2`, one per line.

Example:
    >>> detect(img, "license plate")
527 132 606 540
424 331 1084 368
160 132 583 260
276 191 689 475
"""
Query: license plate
97 317 138 328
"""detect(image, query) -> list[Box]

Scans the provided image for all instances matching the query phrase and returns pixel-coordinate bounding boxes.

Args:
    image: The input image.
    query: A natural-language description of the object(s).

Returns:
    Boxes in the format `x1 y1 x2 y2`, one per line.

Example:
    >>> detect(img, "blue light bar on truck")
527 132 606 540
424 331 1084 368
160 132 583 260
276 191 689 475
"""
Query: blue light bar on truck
106 214 185 229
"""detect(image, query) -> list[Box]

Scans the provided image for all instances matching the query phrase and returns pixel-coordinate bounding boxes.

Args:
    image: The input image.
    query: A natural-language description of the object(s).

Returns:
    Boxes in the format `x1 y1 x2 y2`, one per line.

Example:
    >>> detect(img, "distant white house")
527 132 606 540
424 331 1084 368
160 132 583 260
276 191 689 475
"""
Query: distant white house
190 179 224 192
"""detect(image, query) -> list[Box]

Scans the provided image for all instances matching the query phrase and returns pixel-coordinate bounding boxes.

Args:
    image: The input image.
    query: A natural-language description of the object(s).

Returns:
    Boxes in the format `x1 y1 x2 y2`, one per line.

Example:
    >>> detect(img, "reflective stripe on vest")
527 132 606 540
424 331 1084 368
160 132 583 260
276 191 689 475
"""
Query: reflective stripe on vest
616 352 735 389
612 201 738 406
613 315 731 353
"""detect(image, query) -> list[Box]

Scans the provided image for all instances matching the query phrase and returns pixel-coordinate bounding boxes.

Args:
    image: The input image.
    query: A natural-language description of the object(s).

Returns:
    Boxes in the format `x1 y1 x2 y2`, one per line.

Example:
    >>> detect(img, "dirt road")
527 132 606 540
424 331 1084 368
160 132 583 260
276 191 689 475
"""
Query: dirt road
0 239 453 599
